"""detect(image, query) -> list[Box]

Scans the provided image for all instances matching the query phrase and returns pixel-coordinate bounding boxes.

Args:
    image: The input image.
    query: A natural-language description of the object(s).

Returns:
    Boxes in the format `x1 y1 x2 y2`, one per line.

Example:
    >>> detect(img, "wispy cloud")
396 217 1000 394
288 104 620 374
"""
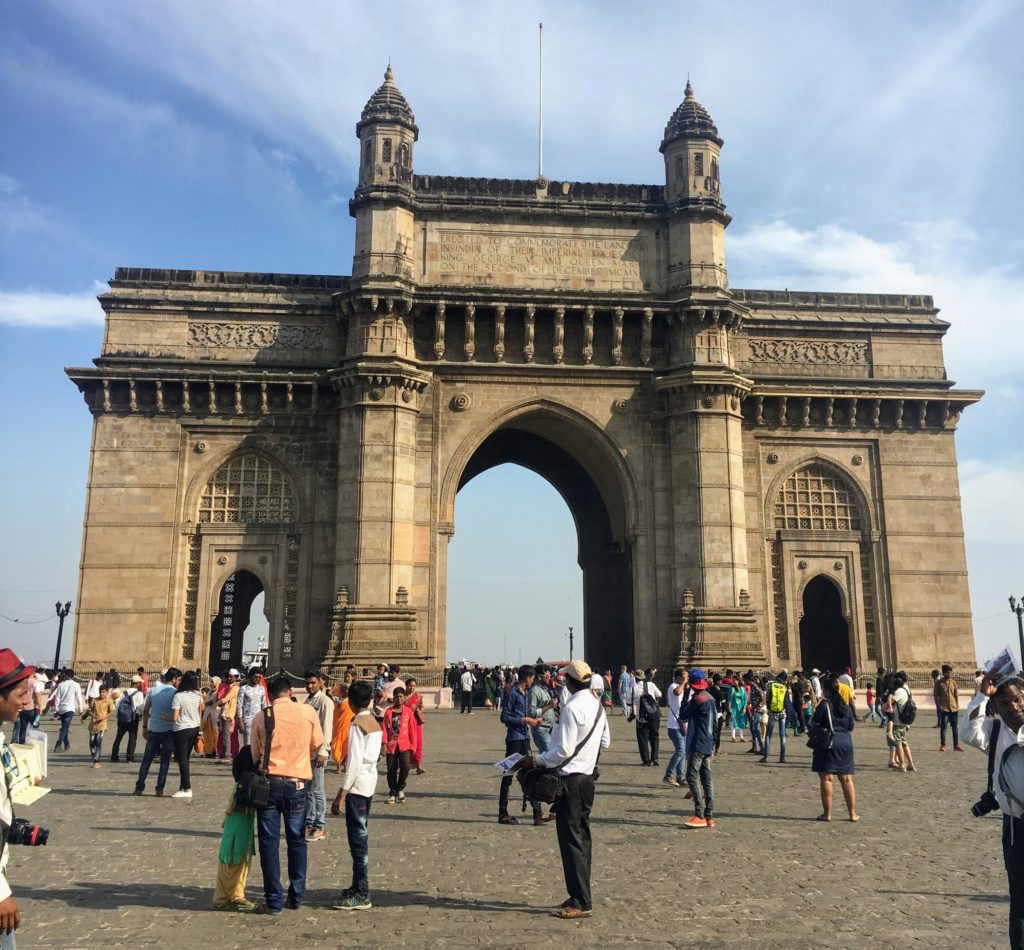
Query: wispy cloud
727 218 1024 385
0 284 104 327
0 172 61 238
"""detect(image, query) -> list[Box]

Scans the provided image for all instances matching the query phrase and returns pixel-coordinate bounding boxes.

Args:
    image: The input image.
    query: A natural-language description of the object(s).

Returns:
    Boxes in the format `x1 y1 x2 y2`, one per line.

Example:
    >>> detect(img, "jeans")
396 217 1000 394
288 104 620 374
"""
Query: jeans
1004 815 1024 950
686 751 714 818
555 773 595 911
56 711 74 750
531 725 551 753
345 793 373 898
172 728 198 790
134 730 174 793
764 712 787 759
939 710 960 747
305 758 327 830
89 732 104 762
12 710 35 744
111 719 139 759
749 715 764 753
257 777 308 912
0 928 15 949
665 727 686 781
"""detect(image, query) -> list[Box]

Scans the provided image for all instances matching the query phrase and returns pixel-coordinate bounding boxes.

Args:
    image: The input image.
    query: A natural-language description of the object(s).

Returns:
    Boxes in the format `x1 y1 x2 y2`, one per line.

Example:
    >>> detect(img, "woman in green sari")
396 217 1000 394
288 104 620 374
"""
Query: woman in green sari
729 680 748 741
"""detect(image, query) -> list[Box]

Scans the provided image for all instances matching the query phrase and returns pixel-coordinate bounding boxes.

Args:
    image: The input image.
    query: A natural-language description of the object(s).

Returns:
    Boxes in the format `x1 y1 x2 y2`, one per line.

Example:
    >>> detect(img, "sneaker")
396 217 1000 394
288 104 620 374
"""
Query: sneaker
333 894 372 911
939 744 946 752
954 746 965 752
684 816 708 829
132 789 143 796
233 900 256 912
155 790 166 797
706 817 716 828
758 755 768 763
305 828 325 843
304 824 313 838
662 776 679 786
396 791 406 803
386 795 396 805
110 755 120 763
172 790 193 799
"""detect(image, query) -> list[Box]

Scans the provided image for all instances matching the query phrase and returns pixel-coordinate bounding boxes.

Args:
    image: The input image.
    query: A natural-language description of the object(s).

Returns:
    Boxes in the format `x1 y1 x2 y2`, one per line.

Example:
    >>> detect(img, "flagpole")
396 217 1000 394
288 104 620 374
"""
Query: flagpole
538 22 544 178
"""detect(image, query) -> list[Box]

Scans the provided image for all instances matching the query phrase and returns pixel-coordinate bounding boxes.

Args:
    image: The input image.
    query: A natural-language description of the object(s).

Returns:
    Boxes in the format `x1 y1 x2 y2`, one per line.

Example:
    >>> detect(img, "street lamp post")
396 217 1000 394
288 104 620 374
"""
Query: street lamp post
568 625 574 661
53 601 72 671
1011 596 1024 671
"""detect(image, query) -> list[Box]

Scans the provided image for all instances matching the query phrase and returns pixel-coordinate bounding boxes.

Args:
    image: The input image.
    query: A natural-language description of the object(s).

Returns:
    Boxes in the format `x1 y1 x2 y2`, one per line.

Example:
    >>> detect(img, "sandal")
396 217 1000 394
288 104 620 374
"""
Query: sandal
498 814 519 825
815 814 831 822
551 906 592 919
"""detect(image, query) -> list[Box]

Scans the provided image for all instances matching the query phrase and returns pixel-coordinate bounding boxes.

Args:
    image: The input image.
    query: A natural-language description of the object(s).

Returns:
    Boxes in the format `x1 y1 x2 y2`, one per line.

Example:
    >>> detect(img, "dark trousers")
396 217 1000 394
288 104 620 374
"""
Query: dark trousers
635 720 659 764
554 773 595 911
345 793 372 898
172 728 199 790
111 719 139 760
939 710 960 746
56 711 74 750
386 750 411 794
499 739 540 817
460 690 473 713
12 710 35 744
257 777 308 912
794 702 808 733
686 751 714 818
134 730 174 793
1005 815 1024 950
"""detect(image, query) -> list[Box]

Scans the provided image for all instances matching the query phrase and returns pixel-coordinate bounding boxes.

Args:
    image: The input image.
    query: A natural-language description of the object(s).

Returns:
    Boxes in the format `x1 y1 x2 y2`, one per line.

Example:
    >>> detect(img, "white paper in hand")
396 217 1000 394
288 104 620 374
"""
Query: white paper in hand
494 752 524 772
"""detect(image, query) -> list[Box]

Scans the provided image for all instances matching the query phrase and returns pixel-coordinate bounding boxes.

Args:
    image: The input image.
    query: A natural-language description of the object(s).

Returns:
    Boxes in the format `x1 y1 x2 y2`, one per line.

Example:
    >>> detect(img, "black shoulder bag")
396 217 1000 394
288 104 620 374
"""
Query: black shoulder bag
806 698 834 752
517 708 604 805
235 705 274 809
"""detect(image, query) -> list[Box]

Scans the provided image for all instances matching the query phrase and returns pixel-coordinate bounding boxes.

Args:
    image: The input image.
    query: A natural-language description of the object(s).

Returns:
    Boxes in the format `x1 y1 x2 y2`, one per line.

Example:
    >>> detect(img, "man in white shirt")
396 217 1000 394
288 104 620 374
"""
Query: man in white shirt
809 669 823 708
663 668 688 786
303 671 335 844
459 667 475 715
331 681 382 911
236 668 267 749
51 670 85 751
85 671 103 702
629 670 662 766
516 659 610 920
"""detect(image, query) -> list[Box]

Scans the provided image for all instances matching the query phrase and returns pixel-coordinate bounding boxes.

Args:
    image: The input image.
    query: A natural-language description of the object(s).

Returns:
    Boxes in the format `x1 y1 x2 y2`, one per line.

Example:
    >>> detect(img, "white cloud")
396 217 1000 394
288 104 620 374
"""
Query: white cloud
0 172 59 238
0 284 105 328
727 218 1024 386
960 458 1024 544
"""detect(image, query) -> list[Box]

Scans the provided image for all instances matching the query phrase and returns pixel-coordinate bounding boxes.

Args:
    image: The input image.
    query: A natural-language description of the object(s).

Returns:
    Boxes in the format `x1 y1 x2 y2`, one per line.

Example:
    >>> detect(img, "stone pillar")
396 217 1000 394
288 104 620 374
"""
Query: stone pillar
657 305 761 667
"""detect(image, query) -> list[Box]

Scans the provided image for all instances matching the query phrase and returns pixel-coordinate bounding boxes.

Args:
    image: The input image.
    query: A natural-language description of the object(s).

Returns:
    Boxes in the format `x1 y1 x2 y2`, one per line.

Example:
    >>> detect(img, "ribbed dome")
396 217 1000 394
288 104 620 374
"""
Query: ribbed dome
358 65 417 132
662 81 722 149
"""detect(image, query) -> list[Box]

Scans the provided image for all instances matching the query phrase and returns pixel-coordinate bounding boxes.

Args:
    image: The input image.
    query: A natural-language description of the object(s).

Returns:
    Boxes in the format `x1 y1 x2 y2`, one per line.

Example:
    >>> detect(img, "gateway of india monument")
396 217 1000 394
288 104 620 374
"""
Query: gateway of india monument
66 68 981 682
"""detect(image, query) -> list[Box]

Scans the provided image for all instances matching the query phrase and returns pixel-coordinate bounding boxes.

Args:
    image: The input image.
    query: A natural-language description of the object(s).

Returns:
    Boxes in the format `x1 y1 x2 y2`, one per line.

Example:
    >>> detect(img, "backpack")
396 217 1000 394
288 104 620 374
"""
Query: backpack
637 683 660 724
116 689 138 724
896 687 917 725
769 681 787 714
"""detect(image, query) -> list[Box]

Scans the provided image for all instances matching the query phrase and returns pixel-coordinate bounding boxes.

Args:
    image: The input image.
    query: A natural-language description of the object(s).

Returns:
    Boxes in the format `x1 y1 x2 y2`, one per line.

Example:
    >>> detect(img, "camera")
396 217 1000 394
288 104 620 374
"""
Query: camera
971 790 1000 818
7 818 48 846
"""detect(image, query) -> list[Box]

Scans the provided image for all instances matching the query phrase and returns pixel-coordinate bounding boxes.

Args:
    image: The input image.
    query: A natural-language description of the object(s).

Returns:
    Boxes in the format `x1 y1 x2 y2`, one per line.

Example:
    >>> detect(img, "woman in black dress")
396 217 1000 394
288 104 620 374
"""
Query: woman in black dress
810 675 860 822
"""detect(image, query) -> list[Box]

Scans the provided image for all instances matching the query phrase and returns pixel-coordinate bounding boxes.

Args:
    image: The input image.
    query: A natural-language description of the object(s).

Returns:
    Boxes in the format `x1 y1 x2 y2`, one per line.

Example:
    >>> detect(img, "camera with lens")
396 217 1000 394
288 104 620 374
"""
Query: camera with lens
971 789 1000 818
7 818 48 846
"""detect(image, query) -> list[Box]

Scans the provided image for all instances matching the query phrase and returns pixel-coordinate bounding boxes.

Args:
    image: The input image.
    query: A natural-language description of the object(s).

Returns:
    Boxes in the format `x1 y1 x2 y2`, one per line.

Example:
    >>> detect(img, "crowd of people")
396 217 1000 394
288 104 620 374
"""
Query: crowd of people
1 652 1022 942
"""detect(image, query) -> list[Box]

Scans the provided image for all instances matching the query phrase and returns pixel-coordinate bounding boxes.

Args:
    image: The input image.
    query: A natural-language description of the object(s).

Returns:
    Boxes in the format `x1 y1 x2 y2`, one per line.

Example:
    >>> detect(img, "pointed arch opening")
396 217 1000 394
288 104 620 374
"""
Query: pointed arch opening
799 575 850 674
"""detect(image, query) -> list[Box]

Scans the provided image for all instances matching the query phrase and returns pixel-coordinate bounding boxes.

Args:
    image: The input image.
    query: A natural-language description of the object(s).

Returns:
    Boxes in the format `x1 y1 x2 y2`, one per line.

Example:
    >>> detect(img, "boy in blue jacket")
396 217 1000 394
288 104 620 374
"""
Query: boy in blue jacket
677 668 717 829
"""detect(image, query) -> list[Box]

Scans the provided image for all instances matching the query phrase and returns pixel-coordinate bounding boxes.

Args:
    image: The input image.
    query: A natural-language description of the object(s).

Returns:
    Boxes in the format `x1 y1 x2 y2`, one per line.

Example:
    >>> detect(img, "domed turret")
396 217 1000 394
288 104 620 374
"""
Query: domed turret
661 80 724 207
661 81 722 150
355 65 418 189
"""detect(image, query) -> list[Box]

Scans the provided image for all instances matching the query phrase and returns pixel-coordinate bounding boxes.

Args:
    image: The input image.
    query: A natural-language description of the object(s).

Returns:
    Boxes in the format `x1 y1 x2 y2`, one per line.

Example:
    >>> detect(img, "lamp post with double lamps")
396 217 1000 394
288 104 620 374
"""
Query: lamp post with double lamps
1011 596 1024 672
53 600 72 671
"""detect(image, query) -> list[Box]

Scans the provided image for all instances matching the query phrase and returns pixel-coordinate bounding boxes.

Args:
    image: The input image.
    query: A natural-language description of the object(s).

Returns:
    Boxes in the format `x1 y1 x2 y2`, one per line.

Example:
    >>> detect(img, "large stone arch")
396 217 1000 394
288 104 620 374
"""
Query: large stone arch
437 397 642 671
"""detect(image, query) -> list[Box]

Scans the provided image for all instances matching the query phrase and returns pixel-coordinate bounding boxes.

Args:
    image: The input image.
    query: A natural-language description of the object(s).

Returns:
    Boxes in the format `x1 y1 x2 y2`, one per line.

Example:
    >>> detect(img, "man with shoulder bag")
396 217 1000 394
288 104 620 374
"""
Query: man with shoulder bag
514 660 610 920
630 671 662 767
110 675 145 763
963 672 1024 949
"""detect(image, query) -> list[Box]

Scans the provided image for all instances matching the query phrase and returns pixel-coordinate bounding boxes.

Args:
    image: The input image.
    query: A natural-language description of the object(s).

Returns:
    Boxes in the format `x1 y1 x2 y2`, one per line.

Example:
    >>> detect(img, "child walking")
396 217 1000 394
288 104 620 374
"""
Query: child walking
86 684 115 768
382 688 416 804
331 681 381 911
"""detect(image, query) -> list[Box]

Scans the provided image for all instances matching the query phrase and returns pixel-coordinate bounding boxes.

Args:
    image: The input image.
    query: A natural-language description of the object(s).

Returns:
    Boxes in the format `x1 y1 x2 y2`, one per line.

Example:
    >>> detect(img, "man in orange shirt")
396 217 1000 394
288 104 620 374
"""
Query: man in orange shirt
250 674 324 916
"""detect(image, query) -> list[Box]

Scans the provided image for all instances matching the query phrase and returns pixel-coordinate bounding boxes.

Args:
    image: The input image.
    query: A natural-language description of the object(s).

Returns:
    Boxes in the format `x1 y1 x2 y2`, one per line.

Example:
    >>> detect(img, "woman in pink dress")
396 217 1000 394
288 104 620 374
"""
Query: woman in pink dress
404 677 427 775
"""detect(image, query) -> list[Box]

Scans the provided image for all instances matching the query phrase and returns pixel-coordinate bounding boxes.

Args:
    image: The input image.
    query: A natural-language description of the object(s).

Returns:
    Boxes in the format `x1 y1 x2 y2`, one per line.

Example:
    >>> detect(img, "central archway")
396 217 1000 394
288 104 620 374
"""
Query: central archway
799 575 851 674
443 402 638 673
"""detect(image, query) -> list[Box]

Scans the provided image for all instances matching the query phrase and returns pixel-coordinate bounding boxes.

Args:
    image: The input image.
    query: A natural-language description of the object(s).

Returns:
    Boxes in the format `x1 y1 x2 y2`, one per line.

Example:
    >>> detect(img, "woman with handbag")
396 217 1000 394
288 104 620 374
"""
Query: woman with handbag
808 675 859 822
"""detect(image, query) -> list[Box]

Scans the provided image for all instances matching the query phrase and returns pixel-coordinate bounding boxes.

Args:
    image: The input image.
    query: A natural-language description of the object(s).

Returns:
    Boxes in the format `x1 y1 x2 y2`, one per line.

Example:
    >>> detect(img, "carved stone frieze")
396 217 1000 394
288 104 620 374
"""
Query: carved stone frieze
189 322 325 350
746 338 868 365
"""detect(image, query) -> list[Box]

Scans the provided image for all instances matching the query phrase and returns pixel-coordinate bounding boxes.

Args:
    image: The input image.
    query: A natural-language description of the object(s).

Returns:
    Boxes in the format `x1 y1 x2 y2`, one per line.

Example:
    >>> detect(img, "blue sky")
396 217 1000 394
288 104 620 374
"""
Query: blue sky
1 1 1021 667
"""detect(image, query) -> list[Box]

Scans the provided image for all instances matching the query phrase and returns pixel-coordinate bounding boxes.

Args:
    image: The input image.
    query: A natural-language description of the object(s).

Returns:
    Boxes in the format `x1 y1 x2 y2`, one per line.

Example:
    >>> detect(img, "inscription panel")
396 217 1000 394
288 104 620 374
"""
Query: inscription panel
423 225 653 292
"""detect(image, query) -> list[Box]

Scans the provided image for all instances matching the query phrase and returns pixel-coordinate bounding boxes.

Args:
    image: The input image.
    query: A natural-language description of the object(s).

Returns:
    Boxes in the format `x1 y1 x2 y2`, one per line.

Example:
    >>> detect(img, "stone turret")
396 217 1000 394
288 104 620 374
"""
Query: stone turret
355 65 418 189
661 81 730 291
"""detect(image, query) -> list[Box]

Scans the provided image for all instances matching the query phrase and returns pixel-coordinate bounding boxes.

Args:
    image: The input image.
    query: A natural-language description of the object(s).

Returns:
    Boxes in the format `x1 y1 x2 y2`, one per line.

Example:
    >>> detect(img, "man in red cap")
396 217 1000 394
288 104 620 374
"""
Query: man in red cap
0 648 39 942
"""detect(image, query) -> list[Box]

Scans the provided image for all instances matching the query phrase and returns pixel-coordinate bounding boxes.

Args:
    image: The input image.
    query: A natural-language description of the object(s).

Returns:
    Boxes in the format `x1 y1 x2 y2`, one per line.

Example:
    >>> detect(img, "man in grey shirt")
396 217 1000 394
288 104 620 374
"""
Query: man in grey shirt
528 665 558 753
303 671 334 843
235 668 267 748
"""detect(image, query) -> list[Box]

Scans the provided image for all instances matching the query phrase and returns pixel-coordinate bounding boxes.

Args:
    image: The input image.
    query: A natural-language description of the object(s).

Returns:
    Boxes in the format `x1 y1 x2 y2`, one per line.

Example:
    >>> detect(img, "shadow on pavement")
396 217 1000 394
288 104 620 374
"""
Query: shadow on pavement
18 882 209 910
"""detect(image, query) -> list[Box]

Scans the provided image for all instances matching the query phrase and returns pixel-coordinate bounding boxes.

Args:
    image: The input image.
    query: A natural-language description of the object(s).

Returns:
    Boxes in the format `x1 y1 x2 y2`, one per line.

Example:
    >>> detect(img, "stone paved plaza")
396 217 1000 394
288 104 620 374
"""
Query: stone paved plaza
10 708 1011 948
